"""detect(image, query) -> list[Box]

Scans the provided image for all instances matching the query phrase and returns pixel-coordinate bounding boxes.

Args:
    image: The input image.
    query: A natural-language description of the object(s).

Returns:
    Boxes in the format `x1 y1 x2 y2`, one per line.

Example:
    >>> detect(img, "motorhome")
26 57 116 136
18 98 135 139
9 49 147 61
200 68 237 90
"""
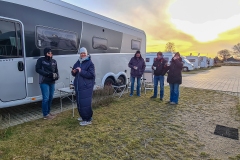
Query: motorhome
0 0 146 108
199 56 209 68
208 58 214 67
145 52 194 71
186 56 200 69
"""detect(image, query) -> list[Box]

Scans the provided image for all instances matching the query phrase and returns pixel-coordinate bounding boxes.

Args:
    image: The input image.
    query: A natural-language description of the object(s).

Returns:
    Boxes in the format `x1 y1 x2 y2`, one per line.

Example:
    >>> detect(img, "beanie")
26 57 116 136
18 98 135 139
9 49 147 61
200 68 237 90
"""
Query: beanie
78 47 88 55
44 47 51 55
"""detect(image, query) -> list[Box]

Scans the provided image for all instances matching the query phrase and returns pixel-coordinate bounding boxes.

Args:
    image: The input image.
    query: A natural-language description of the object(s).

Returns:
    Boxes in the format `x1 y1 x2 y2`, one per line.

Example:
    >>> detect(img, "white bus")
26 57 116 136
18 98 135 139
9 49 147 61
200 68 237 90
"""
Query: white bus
0 0 146 108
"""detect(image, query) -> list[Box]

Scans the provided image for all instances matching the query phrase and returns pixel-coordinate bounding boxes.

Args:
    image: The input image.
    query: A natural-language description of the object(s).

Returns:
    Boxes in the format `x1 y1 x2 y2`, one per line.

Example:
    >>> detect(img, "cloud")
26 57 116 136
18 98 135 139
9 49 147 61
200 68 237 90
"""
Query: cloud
63 0 240 58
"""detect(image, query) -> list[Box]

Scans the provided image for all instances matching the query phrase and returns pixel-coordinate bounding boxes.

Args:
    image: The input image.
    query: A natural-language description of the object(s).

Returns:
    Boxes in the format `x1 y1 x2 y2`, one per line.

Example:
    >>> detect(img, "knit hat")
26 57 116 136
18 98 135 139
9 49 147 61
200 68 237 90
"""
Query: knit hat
78 47 88 55
44 47 51 55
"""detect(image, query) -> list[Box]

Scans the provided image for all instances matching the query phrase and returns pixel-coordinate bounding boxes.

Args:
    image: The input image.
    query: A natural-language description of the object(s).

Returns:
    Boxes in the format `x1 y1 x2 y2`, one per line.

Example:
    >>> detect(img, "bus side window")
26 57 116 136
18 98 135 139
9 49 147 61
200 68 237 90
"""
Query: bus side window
131 40 141 50
0 20 21 58
146 58 150 62
92 37 108 50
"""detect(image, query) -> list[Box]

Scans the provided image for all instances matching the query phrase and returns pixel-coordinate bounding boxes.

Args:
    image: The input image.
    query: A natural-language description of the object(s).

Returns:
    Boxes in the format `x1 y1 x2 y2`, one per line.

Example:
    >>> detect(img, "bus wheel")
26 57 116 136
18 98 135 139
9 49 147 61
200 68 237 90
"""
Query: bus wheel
117 76 126 93
104 78 114 95
183 67 188 72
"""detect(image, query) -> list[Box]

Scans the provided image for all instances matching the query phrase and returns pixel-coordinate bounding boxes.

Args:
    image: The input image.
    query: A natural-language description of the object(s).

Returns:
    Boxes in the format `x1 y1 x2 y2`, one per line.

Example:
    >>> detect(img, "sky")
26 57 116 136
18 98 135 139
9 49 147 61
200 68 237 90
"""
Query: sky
62 0 240 58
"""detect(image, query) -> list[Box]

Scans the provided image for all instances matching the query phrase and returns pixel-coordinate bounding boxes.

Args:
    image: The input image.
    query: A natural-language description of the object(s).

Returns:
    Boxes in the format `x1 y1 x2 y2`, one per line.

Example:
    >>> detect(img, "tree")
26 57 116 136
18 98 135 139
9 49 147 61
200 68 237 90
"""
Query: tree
232 43 240 59
165 42 175 52
217 49 231 61
233 43 240 54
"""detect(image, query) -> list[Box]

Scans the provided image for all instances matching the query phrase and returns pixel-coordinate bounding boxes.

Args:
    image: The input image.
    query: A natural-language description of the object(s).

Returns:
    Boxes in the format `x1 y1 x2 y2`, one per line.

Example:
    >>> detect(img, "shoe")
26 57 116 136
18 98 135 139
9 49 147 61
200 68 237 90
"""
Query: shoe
129 94 133 97
150 96 157 98
79 121 92 126
137 95 141 97
49 113 56 117
170 102 177 105
160 98 163 101
43 114 54 120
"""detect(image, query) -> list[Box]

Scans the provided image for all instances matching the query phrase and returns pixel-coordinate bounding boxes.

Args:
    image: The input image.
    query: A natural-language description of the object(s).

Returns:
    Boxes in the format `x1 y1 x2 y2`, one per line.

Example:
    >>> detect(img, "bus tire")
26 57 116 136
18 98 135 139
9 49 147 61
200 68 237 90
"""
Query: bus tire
183 67 188 72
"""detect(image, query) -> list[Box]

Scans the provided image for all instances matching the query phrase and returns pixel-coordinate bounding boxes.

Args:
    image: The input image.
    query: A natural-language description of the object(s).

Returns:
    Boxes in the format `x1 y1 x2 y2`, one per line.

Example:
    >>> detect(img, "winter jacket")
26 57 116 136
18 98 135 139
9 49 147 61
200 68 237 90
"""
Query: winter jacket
128 56 146 78
71 56 95 121
35 57 59 84
152 58 167 76
166 57 183 84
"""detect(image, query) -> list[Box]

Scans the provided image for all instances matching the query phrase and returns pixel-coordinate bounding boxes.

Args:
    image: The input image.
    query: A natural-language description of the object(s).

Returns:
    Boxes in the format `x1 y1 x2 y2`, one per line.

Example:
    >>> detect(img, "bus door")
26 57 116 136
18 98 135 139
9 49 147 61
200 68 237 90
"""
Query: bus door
0 18 27 102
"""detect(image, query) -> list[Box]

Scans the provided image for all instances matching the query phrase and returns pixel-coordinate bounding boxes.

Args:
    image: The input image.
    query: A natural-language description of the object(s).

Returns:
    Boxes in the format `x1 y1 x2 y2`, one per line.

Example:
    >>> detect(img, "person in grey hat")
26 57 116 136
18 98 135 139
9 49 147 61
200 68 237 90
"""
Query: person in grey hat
36 47 59 120
71 47 95 126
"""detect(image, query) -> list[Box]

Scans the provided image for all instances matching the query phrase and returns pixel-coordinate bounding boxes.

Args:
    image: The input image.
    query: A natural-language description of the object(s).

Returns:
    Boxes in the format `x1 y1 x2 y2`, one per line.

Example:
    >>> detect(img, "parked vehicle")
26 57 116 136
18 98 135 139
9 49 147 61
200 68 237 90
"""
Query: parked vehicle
199 56 209 68
186 56 201 69
0 0 146 108
146 52 194 71
208 58 214 67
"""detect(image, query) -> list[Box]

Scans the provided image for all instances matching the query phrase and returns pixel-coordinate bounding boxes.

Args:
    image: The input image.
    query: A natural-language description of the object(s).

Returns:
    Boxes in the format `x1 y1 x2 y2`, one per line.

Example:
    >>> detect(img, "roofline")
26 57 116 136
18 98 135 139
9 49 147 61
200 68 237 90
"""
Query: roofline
45 0 145 34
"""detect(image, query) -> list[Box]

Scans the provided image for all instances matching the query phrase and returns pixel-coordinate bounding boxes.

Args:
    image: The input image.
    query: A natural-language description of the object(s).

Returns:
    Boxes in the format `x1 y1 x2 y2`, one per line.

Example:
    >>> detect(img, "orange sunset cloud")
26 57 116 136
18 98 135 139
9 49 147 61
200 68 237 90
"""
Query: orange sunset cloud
63 0 240 57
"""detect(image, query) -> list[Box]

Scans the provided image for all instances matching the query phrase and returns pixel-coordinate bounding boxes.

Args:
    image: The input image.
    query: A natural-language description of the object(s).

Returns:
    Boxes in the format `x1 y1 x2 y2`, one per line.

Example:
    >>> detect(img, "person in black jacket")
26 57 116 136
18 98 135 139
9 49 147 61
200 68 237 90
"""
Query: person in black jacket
150 52 167 100
36 47 59 120
166 52 183 105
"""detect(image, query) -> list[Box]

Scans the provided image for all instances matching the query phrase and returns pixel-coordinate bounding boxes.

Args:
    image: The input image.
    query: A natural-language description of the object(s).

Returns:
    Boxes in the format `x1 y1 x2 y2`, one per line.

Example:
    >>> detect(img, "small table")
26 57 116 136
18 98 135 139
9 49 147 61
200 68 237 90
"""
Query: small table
57 87 75 117
112 84 126 98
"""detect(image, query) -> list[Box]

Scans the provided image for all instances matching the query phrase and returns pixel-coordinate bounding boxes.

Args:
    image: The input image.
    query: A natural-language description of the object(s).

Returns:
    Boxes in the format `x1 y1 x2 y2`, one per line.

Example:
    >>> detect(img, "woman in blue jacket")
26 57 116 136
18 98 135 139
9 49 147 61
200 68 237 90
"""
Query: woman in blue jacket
71 47 95 126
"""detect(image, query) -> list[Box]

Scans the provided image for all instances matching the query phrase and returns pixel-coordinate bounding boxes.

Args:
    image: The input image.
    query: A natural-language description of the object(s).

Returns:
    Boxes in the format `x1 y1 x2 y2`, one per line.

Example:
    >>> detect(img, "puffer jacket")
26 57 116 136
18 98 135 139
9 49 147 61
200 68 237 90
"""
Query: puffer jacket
35 57 59 84
128 55 146 78
71 56 95 121
166 57 183 84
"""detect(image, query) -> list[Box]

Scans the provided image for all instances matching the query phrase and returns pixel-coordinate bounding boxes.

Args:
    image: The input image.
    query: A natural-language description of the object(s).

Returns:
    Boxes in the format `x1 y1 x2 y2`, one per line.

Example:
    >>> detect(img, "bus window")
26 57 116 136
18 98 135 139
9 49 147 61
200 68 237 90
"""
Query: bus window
131 40 141 50
146 58 150 62
0 20 21 58
36 26 78 51
92 37 108 50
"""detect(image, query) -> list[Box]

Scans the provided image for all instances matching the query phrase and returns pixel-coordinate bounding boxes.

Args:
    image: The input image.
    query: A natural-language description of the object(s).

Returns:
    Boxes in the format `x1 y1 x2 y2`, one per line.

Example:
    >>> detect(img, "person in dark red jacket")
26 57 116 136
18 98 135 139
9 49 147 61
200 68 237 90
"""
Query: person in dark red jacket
71 47 95 126
128 50 146 96
166 52 183 105
150 52 167 100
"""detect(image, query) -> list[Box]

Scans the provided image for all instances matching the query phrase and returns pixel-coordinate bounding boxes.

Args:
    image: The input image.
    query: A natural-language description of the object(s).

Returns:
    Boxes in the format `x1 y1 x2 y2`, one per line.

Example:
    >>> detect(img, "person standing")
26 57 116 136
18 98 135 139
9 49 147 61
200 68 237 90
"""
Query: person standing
166 52 183 105
128 50 146 96
36 47 59 120
150 52 167 100
71 47 95 126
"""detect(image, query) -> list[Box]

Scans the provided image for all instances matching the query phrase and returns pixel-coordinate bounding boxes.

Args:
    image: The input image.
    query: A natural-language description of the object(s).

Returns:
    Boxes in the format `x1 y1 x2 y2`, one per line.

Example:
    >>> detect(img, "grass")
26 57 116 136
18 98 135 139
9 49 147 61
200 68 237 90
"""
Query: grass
0 87 239 159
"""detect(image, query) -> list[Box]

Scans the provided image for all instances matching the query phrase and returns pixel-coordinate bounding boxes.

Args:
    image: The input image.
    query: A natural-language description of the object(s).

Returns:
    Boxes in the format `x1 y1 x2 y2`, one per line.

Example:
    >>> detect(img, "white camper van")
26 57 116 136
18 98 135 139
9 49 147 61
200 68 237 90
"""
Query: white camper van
186 56 200 69
208 58 214 67
199 56 209 68
0 0 146 108
146 52 194 71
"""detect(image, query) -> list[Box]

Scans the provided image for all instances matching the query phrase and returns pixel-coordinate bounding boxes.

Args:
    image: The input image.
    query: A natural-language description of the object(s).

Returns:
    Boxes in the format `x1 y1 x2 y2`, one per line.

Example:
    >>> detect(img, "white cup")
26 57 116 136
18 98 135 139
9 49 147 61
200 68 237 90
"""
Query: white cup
134 66 138 70
153 66 156 70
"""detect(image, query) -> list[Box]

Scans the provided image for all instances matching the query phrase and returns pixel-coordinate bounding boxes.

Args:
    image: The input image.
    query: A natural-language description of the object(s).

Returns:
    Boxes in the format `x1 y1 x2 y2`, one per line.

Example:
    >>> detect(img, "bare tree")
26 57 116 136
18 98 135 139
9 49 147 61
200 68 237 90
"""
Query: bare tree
165 42 175 52
233 43 240 54
217 49 231 61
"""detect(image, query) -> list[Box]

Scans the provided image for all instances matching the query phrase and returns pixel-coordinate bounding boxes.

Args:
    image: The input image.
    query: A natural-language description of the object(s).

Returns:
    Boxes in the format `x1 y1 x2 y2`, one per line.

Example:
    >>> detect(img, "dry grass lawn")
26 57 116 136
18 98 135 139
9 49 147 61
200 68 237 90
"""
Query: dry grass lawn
0 87 240 160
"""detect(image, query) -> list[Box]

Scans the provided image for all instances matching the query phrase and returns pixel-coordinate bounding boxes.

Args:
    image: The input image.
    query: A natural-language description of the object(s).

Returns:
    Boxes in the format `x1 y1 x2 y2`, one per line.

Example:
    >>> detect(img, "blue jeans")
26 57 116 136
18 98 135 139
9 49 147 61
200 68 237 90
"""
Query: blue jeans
169 83 180 103
153 75 164 99
40 83 55 117
130 76 141 96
